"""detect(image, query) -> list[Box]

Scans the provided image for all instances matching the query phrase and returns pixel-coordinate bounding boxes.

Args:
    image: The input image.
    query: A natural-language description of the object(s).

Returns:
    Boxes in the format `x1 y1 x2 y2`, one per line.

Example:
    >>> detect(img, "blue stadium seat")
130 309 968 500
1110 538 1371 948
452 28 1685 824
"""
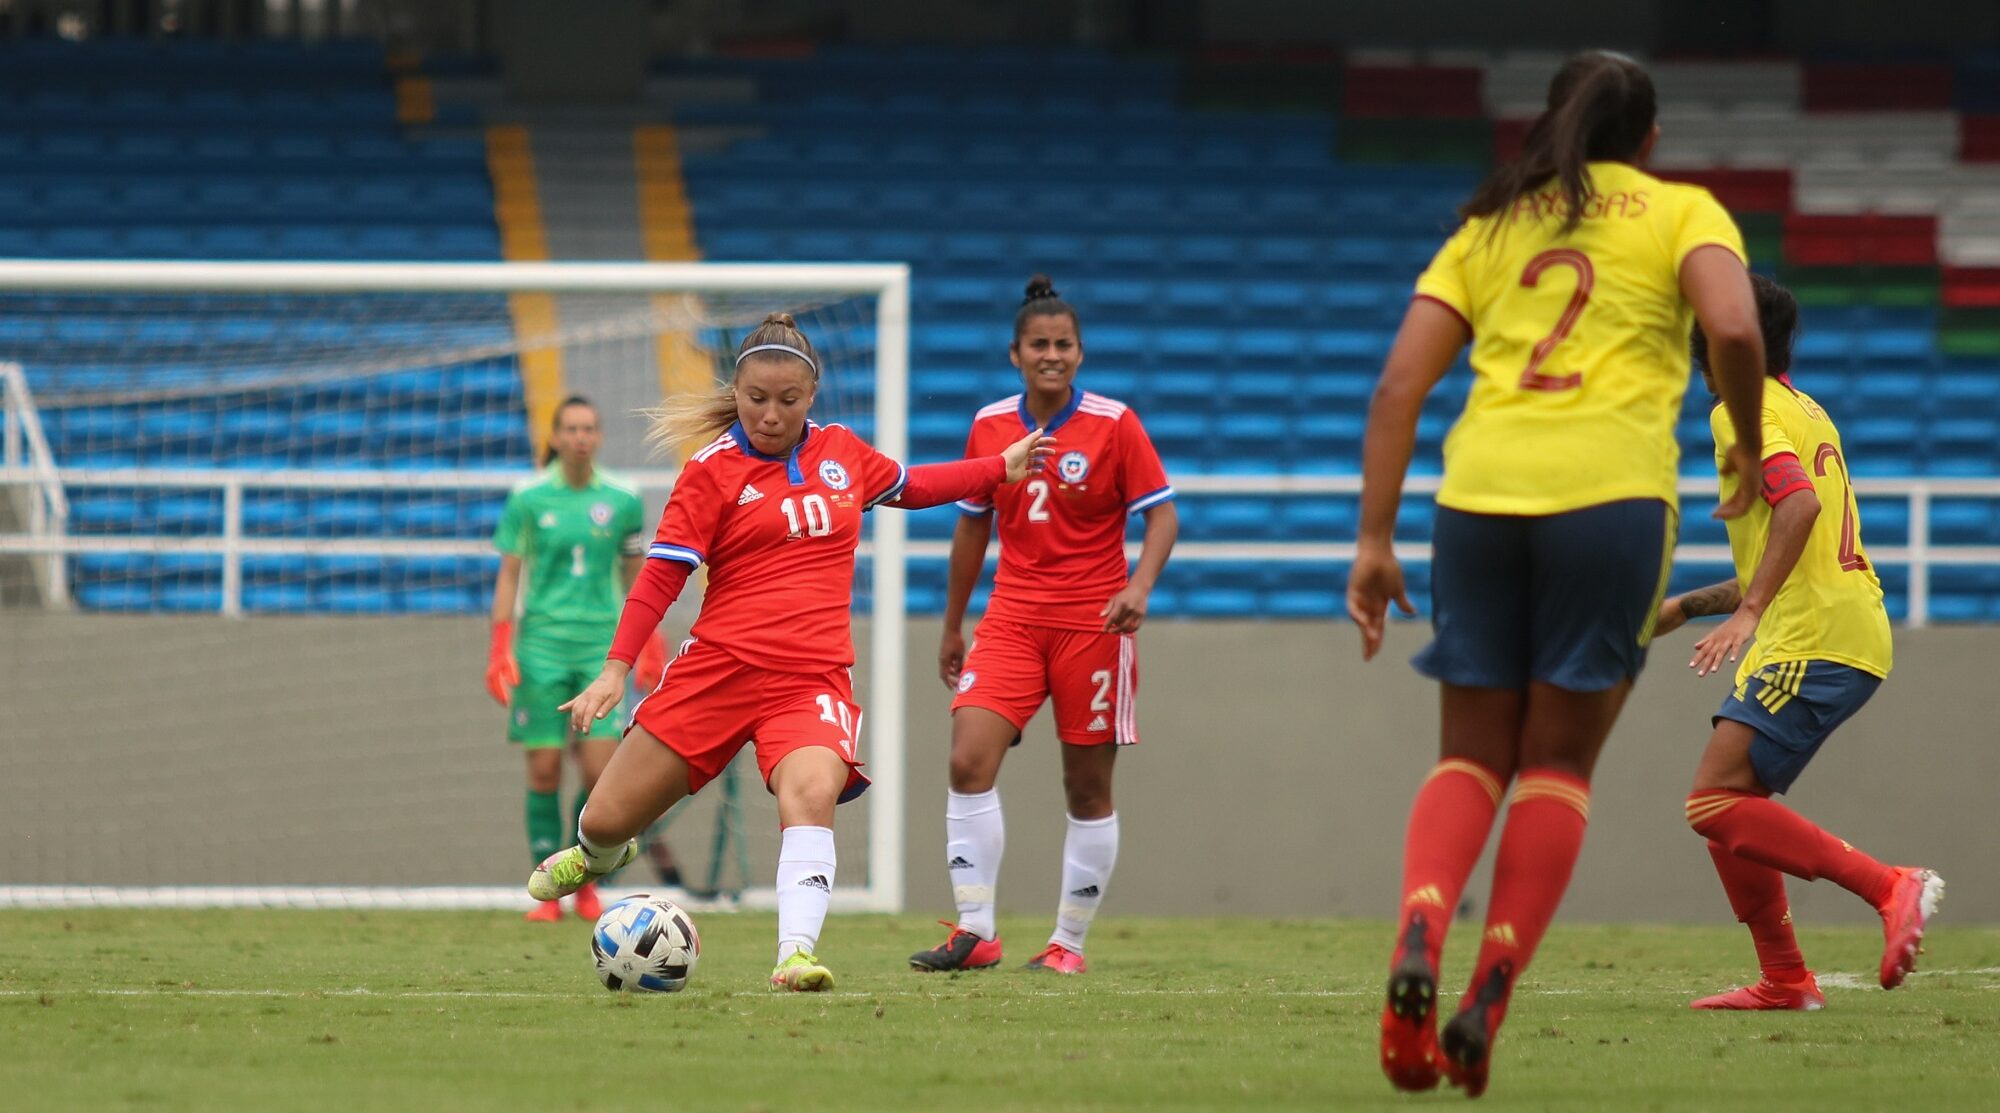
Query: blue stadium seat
1080 324 1145 366
1182 565 1261 616
244 579 314 614
1929 569 2000 623
1294 413 1366 471
1859 329 1933 370
1156 328 1225 371
1309 329 1388 372
1280 498 1358 539
1235 329 1305 372
1243 280 1313 323
69 489 149 533
1190 497 1283 541
1163 280 1230 320
1929 500 1998 545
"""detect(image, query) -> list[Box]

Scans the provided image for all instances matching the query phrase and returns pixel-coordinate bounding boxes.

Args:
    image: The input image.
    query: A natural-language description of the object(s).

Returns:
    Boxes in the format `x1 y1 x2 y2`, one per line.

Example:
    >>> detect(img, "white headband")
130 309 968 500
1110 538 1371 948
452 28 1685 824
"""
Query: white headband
735 343 818 374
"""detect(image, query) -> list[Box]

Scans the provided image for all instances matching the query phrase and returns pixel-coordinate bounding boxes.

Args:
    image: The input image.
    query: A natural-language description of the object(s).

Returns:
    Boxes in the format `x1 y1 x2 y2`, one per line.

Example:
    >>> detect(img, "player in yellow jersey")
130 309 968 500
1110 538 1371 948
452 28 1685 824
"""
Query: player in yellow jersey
1346 51 1770 1098
1656 274 1943 1011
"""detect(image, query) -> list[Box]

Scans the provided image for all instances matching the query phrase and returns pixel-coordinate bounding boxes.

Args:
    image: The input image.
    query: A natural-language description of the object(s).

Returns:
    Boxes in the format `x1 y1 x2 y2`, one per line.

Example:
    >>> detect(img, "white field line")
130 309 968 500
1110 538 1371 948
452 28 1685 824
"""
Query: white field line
3 969 1996 1003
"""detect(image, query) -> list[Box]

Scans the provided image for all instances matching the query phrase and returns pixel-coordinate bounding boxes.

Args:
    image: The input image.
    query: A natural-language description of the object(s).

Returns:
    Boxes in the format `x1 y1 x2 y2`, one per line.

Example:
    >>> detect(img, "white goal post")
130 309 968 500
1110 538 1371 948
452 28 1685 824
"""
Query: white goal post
0 259 911 914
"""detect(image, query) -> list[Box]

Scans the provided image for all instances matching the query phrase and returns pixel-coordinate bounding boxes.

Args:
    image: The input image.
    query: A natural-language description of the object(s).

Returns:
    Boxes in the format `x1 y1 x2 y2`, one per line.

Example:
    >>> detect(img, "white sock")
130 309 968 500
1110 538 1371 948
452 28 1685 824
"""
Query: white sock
945 788 1005 941
575 806 627 872
775 825 837 963
1051 812 1119 954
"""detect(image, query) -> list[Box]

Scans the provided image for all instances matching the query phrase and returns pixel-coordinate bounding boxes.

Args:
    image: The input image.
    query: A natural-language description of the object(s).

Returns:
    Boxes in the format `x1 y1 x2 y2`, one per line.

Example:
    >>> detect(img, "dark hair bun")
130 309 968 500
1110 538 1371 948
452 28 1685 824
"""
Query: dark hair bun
1023 275 1059 304
762 311 799 329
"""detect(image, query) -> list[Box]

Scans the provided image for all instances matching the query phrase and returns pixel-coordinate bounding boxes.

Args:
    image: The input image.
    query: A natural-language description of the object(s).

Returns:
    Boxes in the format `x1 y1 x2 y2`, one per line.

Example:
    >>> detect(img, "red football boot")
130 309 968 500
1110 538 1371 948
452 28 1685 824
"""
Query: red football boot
1878 868 1946 989
572 882 604 922
523 900 563 923
1692 972 1825 1011
1380 912 1441 1092
1023 942 1087 974
1441 961 1513 1099
908 921 1003 972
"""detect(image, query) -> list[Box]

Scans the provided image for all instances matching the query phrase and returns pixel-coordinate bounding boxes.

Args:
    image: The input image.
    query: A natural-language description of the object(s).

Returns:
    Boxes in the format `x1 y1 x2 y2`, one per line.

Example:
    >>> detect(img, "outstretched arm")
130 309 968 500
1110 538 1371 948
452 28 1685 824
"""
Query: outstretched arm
889 428 1055 510
1655 578 1742 638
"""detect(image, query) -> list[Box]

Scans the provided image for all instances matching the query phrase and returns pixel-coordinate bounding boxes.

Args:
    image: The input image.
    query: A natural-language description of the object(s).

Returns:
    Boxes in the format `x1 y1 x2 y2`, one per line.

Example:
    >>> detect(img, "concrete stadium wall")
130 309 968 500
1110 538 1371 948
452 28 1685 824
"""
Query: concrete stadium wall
2 614 1993 924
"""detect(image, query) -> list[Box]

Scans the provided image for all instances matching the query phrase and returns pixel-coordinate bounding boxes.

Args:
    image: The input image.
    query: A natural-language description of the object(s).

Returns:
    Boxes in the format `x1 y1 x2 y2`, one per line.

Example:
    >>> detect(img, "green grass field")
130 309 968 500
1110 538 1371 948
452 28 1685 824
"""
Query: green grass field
3 910 1995 1111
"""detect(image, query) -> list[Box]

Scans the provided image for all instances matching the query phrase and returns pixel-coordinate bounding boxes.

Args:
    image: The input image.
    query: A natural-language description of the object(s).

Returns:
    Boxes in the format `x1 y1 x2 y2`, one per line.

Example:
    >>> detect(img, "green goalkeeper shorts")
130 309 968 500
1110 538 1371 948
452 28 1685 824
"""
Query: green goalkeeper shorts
508 644 622 747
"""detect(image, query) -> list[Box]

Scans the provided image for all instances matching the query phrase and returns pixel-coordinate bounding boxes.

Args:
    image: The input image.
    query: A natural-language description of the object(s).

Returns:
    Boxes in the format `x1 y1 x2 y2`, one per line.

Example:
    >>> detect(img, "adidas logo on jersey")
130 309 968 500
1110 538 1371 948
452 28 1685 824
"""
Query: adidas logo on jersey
1087 714 1110 732
1068 885 1101 899
948 856 975 870
737 483 765 506
798 874 831 892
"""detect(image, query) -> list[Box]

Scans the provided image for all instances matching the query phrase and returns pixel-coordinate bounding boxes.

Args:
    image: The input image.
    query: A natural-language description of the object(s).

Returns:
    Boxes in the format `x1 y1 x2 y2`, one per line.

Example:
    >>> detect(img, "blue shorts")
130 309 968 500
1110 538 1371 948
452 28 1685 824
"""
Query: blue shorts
1714 659 1882 794
1414 498 1676 692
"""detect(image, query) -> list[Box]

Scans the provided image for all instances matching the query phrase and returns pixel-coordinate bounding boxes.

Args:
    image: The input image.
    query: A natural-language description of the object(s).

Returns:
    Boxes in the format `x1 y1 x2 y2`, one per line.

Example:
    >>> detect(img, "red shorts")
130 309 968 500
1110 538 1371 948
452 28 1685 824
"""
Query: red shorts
627 639 869 803
950 618 1138 746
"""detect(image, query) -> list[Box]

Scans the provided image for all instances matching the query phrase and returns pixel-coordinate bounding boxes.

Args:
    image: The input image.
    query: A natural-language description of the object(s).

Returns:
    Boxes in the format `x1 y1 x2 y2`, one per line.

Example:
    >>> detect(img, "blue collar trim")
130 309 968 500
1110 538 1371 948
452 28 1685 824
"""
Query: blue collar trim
731 421 810 485
1018 389 1082 434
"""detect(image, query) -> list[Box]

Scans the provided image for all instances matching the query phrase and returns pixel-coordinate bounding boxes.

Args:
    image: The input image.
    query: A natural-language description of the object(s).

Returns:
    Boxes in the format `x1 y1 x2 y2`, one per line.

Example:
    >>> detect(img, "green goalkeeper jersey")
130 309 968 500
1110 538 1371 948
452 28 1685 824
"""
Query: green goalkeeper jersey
493 466 647 654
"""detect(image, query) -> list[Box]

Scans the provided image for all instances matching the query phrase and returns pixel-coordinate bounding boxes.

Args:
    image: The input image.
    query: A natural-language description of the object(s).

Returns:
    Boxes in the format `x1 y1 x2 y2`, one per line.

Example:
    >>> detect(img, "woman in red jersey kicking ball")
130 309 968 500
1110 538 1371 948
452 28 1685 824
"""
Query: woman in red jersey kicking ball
1348 52 1769 1096
532 313 1051 993
910 276 1178 976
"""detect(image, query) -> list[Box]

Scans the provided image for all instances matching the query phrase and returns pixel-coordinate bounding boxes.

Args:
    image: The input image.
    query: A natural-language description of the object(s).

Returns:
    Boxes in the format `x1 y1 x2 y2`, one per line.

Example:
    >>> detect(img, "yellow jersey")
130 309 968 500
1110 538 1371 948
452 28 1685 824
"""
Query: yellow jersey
1414 161 1746 516
1710 383 1892 682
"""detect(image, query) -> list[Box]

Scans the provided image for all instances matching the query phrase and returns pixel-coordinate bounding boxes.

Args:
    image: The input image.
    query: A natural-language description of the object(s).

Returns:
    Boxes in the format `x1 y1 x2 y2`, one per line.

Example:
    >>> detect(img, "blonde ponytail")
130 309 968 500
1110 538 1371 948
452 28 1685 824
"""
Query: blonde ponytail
644 386 738 458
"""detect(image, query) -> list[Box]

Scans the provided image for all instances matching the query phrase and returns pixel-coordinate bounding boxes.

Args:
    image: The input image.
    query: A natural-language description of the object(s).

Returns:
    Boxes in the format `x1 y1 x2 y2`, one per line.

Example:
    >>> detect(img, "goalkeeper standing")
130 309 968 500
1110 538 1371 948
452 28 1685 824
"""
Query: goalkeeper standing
487 396 665 922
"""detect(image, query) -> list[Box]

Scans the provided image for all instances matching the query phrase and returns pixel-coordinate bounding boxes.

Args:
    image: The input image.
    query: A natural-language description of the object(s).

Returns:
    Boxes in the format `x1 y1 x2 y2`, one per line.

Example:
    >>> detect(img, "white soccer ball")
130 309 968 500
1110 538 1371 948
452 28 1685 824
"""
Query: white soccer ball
590 894 700 993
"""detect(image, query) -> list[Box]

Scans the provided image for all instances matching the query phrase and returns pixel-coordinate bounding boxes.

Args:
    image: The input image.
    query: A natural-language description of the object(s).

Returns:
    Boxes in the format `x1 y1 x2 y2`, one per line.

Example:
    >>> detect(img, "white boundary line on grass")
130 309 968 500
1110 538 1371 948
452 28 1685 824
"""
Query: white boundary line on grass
3 970 1995 1002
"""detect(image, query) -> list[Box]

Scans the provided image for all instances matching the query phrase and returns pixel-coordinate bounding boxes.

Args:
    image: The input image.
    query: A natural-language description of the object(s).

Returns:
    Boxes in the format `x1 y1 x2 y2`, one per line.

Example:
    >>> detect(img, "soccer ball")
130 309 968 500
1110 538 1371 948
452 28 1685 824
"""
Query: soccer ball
590 894 700 993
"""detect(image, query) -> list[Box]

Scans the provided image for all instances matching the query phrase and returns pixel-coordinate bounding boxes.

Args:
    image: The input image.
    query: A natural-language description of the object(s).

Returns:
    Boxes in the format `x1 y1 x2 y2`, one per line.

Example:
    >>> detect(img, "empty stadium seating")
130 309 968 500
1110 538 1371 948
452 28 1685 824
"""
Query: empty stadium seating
0 39 514 614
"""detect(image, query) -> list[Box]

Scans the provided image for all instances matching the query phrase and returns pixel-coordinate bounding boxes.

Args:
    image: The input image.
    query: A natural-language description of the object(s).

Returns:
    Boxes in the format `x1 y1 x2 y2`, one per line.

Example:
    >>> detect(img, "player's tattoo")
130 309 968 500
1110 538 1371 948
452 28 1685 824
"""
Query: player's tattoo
1677 580 1741 618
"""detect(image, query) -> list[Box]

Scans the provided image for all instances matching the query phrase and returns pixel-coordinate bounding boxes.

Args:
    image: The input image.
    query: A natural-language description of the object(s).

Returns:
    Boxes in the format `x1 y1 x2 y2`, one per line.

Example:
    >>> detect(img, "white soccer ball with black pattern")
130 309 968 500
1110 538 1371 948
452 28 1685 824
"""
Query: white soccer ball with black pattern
590 894 700 993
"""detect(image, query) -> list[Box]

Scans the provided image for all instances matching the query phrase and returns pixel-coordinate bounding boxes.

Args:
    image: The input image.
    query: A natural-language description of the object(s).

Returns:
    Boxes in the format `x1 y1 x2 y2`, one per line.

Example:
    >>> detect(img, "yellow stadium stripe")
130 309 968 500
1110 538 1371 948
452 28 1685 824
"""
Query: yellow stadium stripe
634 125 715 467
1428 759 1505 806
485 125 565 461
395 76 435 125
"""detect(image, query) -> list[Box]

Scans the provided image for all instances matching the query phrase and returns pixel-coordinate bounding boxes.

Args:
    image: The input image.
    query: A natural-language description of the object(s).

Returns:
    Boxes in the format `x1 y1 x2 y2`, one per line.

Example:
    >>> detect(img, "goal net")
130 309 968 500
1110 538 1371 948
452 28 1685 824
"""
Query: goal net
0 260 911 913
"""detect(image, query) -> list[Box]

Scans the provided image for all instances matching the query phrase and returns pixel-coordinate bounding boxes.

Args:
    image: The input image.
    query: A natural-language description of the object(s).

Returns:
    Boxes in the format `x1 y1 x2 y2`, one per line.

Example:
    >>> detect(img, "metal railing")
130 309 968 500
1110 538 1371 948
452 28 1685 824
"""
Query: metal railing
3 463 1999 626
0 362 70 605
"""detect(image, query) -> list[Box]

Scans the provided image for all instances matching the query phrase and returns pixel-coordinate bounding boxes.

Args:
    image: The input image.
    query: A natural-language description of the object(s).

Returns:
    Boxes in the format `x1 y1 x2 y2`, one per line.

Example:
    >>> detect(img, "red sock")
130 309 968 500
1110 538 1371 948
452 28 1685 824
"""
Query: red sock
1706 839 1807 981
1394 759 1505 969
1463 770 1591 1011
1686 790 1898 908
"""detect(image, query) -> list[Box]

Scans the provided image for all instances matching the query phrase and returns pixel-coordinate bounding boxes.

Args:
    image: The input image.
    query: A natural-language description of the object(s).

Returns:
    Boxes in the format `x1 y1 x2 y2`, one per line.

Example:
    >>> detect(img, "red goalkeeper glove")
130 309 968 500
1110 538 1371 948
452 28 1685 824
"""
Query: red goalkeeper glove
485 620 520 706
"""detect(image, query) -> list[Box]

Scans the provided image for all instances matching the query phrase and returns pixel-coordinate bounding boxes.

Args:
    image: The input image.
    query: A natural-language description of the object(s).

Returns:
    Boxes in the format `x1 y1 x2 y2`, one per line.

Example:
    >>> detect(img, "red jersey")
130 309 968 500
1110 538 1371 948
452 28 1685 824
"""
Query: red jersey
958 390 1174 631
648 421 906 672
